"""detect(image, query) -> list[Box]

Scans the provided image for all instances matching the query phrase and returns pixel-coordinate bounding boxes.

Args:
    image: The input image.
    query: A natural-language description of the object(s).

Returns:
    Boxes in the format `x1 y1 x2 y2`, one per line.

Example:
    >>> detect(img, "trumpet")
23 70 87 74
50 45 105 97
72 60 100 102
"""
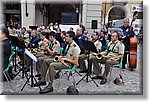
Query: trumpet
54 56 70 67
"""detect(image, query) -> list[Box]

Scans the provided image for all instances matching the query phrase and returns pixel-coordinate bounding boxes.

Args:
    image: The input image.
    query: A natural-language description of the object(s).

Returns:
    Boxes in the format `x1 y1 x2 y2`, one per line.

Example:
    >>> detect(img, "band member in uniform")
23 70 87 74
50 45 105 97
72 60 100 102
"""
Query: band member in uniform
90 31 124 85
39 31 81 94
34 31 60 85
119 18 135 69
35 31 49 77
78 31 102 73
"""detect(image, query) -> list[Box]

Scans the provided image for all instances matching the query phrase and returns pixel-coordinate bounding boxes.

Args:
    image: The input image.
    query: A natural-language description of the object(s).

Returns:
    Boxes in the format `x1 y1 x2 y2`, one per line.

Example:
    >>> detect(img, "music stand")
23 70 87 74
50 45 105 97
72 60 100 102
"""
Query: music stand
76 40 99 87
21 49 41 91
9 36 26 78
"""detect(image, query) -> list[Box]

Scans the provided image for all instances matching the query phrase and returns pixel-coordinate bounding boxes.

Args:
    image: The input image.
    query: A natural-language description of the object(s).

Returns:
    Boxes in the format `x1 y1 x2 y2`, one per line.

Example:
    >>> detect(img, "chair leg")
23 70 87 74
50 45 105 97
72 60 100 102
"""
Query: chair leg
74 70 82 76
109 68 112 83
3 72 9 82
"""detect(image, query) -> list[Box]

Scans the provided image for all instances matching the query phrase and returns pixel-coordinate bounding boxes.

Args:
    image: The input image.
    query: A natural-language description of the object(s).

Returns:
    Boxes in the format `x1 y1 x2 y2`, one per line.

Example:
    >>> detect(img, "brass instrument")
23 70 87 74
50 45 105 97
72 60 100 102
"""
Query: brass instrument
29 48 38 53
91 53 120 61
54 56 70 67
91 53 102 59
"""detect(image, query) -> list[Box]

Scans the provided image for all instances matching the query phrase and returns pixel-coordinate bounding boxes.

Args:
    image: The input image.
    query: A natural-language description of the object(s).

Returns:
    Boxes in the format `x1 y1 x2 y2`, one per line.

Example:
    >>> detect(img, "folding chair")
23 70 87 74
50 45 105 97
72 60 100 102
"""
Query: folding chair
59 47 82 79
109 58 123 82
3 51 15 81
57 64 79 90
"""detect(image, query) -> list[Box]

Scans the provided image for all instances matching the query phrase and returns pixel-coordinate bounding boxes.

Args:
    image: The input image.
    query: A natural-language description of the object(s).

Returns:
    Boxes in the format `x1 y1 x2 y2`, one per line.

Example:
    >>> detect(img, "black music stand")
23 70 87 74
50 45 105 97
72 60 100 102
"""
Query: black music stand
21 49 41 91
9 36 26 78
76 40 99 87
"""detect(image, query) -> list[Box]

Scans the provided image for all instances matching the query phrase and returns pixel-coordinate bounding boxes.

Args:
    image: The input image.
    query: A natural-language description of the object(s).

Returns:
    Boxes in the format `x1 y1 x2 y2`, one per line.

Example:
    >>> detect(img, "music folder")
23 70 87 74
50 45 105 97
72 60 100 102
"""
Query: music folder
25 49 37 62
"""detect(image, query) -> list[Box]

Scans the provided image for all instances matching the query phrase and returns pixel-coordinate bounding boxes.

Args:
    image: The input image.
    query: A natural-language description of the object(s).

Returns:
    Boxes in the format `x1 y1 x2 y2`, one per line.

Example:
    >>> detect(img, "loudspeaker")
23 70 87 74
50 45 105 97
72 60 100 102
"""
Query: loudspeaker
91 20 97 29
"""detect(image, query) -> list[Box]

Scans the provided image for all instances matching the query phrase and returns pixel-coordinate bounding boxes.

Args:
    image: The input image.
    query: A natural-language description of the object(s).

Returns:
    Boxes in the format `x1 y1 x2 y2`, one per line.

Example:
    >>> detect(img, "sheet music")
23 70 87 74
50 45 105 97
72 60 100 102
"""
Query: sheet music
25 49 37 62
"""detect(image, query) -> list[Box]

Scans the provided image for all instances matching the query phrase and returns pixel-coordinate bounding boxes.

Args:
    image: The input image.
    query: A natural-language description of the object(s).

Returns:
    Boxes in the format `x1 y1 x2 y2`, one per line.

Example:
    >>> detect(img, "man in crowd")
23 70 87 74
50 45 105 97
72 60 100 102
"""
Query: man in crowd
0 27 11 81
119 18 135 69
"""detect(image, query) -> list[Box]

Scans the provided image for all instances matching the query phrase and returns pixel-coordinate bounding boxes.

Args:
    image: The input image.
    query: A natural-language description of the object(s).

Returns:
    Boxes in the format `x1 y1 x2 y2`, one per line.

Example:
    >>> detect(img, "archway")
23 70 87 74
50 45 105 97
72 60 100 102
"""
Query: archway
108 5 126 22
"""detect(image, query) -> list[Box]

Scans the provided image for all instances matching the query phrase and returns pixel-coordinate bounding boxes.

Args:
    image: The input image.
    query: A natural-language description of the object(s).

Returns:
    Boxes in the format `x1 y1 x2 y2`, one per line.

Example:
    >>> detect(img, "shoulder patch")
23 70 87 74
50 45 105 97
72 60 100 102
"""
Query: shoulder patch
55 41 57 44
119 41 123 44
73 44 76 47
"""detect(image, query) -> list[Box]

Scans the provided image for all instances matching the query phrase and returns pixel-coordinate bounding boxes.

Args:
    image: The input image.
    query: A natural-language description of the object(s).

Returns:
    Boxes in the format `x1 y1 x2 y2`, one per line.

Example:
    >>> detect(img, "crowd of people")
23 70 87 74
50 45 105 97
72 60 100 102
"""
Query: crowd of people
0 17 142 94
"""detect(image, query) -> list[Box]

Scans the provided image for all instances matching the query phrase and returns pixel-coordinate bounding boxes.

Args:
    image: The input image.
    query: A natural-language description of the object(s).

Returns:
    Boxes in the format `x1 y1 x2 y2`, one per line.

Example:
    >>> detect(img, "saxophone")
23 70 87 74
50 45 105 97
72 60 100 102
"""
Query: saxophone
54 56 70 67
91 53 120 61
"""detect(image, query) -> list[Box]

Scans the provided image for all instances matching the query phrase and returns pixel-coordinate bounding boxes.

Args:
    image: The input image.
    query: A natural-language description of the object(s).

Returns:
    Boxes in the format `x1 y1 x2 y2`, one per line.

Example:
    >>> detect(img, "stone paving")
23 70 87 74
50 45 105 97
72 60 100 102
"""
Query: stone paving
0 44 143 95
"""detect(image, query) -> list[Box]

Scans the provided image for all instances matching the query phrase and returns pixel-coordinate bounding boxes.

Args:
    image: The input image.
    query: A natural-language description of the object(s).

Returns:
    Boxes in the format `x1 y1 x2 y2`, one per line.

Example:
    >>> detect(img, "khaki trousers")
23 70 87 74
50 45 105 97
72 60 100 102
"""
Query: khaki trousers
89 56 119 79
78 54 87 71
36 55 53 75
45 62 68 84
40 58 54 81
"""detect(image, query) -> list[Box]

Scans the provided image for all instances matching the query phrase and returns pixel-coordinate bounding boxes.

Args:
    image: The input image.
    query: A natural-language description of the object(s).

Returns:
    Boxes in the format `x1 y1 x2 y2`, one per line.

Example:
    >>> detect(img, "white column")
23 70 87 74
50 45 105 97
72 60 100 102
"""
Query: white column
82 0 87 28
21 0 35 29
0 1 4 22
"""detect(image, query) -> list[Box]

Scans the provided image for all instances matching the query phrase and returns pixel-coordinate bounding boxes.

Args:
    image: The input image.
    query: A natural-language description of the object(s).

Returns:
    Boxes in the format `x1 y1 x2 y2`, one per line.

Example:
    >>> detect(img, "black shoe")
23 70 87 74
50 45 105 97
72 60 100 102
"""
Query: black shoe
100 79 107 85
91 75 103 79
55 70 61 79
39 86 53 94
33 81 46 87
24 68 30 72
79 69 88 73
35 74 41 77
38 76 42 80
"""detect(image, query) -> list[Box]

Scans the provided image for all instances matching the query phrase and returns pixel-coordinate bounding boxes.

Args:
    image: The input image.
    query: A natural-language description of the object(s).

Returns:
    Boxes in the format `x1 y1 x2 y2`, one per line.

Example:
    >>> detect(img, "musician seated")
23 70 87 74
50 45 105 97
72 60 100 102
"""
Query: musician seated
37 31 81 94
35 32 49 56
78 31 102 73
35 31 60 80
89 31 125 85
24 29 40 71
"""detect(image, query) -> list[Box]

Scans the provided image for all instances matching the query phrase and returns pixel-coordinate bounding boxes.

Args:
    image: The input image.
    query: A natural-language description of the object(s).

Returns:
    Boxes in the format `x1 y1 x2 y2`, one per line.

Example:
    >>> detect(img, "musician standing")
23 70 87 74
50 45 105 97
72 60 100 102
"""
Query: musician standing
39 31 81 94
90 32 124 85
119 18 135 69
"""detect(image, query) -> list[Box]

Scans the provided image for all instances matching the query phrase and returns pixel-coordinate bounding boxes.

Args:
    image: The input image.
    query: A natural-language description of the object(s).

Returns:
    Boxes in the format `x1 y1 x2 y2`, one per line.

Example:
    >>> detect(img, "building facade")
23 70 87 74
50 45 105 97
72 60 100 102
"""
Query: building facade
0 0 102 33
101 0 143 27
0 0 143 32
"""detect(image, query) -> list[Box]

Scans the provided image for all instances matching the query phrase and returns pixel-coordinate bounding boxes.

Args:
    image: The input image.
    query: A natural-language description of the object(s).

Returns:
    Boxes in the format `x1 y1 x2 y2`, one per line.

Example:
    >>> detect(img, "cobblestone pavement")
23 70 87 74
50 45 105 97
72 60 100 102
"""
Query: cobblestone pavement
0 44 143 95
